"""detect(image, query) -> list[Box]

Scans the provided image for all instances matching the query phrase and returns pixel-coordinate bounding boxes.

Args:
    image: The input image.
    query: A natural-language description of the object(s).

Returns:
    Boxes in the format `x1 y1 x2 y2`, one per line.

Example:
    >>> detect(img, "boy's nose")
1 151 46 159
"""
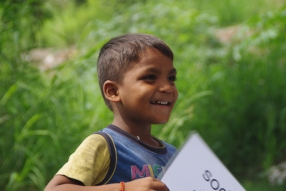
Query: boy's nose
158 81 173 93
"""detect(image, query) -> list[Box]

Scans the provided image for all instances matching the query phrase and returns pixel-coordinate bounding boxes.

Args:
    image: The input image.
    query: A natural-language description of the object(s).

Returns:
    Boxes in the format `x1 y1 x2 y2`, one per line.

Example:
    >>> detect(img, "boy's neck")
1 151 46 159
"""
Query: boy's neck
112 118 161 147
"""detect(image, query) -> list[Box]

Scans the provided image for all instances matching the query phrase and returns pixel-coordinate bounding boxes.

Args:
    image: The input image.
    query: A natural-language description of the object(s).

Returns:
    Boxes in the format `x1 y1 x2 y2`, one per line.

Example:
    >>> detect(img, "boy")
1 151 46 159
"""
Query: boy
45 33 178 191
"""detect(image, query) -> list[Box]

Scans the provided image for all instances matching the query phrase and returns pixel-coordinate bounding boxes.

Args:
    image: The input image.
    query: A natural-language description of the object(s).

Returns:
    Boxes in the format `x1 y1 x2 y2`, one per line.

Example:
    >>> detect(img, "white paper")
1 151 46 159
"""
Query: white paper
160 132 246 191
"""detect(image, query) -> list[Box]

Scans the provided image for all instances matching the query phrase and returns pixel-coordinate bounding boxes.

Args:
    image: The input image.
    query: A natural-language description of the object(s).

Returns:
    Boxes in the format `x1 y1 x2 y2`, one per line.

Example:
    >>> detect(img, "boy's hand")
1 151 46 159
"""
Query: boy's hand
125 177 169 191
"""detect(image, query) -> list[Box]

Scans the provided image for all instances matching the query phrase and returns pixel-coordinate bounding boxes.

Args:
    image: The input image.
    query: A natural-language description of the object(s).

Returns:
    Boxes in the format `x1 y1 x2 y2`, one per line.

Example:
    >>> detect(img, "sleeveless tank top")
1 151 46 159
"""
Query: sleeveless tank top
97 124 177 184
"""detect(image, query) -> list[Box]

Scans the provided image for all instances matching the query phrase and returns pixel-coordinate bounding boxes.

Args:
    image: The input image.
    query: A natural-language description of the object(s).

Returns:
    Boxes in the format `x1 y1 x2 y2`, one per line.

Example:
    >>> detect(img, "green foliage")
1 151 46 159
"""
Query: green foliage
0 1 109 190
1 0 286 190
243 180 286 191
187 7 286 178
187 0 285 26
36 0 135 47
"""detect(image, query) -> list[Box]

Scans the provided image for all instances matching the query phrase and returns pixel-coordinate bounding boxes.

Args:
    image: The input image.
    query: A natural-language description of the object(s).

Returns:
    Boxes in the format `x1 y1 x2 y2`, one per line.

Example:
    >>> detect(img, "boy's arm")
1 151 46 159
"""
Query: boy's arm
44 175 170 191
44 175 119 191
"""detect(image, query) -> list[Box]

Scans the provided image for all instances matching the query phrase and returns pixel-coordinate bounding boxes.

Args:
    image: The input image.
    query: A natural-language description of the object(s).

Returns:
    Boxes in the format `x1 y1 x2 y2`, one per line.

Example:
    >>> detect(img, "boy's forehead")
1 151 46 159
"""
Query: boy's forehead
130 49 175 70
141 64 177 73
138 48 172 62
140 47 163 57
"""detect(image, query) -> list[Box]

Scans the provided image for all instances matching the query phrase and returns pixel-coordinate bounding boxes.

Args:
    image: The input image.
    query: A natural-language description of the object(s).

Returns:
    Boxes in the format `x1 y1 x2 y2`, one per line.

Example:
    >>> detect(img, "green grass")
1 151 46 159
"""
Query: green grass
243 181 286 191
1 0 286 190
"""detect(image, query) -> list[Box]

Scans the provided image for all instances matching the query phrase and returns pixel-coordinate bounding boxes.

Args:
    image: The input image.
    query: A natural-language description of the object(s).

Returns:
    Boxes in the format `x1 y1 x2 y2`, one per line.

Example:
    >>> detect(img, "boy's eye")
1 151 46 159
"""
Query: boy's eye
168 75 176 82
143 75 156 81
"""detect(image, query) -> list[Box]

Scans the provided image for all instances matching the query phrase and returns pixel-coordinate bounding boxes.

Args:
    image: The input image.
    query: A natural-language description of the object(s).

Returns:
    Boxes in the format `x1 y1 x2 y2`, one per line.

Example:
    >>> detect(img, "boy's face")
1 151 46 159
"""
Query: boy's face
117 48 178 126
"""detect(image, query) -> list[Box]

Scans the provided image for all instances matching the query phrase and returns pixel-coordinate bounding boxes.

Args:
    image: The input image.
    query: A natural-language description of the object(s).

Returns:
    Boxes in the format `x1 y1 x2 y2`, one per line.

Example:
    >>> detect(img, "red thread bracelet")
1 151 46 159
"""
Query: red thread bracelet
120 182 125 191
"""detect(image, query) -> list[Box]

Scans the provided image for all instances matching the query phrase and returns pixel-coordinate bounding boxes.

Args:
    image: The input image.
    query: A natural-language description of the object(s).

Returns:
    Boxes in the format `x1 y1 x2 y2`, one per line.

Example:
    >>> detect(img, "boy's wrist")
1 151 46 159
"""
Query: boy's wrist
120 182 125 191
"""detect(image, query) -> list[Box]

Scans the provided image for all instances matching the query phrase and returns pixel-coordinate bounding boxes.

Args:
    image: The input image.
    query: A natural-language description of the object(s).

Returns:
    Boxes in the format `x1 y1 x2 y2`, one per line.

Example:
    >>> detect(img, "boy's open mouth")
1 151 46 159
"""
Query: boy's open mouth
150 101 171 106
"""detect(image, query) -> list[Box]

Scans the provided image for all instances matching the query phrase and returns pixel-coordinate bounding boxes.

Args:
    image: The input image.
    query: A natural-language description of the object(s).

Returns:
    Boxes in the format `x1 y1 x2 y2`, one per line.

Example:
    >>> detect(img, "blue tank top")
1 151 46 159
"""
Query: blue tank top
99 124 177 184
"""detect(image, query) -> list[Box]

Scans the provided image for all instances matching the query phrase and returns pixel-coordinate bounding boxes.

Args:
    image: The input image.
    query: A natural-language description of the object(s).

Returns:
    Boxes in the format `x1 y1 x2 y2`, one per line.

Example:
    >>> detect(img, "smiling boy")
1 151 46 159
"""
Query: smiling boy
45 33 178 191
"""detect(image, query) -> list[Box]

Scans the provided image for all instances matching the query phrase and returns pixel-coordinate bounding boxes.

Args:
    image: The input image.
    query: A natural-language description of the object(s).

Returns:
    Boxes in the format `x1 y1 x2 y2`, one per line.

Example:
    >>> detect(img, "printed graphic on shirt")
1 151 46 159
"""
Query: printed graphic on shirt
131 164 164 180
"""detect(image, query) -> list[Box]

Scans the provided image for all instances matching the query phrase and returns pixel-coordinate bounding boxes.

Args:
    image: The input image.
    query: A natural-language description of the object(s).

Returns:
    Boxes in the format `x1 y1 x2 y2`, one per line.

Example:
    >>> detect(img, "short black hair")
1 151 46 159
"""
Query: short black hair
97 33 174 110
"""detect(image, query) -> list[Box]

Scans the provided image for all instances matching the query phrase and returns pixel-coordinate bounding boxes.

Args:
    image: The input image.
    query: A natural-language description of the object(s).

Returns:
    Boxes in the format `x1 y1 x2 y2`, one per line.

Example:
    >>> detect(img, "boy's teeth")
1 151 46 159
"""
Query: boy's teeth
151 101 168 105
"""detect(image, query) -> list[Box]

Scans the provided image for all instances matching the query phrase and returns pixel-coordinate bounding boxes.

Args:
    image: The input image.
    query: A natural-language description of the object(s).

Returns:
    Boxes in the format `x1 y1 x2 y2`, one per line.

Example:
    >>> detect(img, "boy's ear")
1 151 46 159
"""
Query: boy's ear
103 80 121 102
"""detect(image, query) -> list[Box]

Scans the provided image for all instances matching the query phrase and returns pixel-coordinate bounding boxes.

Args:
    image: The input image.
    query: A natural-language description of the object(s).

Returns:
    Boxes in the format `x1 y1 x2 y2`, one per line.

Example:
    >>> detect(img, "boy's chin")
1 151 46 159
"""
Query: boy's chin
153 119 171 125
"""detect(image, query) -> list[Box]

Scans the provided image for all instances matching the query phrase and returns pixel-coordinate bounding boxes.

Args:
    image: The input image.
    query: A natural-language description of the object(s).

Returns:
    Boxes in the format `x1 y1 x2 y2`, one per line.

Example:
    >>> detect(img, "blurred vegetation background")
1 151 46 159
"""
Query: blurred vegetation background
1 0 286 190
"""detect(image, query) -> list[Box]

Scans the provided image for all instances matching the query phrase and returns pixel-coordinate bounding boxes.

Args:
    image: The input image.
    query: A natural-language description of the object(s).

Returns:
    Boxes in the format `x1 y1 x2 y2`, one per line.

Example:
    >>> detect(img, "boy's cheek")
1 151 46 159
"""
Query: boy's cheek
174 91 179 103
